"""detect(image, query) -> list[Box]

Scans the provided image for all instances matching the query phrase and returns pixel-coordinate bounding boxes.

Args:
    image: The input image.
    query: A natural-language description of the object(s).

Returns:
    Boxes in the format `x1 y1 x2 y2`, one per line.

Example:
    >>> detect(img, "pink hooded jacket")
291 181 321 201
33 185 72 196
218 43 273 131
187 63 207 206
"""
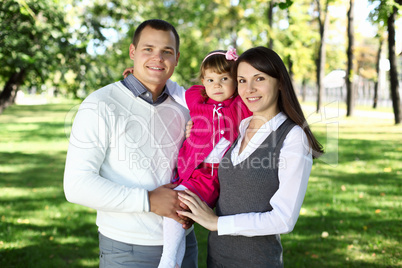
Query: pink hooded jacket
176 85 252 182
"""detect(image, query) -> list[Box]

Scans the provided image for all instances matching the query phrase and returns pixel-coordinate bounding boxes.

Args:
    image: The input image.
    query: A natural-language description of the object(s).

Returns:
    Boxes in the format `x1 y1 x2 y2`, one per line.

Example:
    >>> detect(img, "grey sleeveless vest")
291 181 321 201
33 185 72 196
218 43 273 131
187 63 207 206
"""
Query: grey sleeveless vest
207 118 296 268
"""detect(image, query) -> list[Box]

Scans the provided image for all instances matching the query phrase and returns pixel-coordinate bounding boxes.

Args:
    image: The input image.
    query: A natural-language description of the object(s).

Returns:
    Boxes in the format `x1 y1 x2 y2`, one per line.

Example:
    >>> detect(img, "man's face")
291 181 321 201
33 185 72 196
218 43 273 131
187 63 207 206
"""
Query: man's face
129 26 180 93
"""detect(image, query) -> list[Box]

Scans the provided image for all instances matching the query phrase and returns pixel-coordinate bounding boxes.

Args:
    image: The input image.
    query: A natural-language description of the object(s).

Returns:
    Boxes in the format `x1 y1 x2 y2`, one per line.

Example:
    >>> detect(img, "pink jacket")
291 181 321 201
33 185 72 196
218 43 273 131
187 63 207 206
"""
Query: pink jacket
177 85 252 182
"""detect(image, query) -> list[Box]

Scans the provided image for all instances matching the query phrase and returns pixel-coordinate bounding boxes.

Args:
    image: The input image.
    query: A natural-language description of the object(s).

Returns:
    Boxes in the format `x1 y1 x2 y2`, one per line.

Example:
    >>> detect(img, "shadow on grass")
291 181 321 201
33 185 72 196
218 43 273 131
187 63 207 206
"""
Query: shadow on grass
317 137 401 164
307 169 400 198
0 151 67 188
0 218 98 268
2 122 70 142
0 242 97 268
5 102 80 114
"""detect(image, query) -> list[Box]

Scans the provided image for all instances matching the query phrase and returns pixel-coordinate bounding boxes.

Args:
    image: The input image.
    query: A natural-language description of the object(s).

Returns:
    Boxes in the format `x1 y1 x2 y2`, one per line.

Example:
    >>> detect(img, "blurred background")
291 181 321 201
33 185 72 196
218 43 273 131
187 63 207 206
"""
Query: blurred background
1 0 401 122
0 0 401 267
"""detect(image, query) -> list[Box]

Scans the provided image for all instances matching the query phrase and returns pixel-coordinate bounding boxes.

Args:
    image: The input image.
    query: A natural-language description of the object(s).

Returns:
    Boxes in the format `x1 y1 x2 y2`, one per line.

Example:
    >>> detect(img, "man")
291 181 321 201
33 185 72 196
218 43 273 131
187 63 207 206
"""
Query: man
64 19 196 267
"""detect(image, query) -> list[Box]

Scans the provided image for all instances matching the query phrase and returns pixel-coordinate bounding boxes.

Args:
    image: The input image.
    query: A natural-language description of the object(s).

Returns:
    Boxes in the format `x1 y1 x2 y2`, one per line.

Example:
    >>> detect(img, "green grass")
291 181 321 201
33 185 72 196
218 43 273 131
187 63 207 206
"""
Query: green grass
0 100 401 267
0 100 98 267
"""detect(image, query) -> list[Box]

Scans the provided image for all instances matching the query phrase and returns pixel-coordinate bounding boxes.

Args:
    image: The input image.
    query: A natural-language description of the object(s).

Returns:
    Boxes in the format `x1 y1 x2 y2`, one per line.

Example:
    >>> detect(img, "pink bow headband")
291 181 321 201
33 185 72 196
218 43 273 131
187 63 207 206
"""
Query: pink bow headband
202 47 239 63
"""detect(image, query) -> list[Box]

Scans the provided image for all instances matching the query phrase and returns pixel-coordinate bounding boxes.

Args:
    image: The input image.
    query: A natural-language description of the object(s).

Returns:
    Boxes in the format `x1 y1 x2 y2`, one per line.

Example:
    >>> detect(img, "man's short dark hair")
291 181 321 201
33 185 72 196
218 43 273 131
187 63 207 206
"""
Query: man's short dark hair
132 19 180 53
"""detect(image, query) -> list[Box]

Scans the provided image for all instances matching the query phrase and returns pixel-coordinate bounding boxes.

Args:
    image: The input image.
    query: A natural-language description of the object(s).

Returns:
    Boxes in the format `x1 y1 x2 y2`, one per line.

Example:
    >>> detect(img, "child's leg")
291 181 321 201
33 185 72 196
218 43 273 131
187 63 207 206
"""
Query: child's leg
158 185 187 268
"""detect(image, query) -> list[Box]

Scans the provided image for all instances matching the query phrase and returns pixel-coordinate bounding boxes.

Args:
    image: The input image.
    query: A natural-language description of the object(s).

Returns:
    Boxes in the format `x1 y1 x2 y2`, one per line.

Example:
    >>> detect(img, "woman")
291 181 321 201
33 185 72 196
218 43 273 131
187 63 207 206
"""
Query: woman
178 46 324 267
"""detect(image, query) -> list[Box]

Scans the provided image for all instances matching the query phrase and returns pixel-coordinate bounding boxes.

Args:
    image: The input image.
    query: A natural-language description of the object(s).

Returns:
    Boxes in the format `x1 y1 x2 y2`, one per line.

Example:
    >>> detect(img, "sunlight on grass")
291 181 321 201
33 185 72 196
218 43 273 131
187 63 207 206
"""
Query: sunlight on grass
0 187 53 198
76 258 100 267
5 123 40 131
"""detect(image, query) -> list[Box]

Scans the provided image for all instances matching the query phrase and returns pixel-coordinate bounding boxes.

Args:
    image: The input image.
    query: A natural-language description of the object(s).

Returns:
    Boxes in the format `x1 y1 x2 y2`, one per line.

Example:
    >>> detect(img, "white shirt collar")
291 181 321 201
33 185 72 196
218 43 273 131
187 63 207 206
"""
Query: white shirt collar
232 112 288 165
238 112 287 139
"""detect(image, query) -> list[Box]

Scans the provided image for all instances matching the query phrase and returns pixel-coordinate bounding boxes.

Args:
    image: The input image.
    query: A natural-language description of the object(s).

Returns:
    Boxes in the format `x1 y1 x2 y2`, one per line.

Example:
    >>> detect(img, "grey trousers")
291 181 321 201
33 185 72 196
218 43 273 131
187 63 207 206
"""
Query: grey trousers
99 231 198 268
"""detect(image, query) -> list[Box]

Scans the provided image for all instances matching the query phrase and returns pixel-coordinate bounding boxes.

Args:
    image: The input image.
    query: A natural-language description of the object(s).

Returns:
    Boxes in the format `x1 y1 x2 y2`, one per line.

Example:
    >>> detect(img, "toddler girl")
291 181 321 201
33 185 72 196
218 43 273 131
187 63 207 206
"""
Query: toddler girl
159 48 252 267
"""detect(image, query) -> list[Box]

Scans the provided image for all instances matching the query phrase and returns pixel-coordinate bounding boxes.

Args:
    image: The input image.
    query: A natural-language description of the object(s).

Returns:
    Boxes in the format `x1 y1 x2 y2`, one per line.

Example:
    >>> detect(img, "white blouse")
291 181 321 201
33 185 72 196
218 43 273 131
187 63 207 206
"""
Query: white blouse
217 112 313 236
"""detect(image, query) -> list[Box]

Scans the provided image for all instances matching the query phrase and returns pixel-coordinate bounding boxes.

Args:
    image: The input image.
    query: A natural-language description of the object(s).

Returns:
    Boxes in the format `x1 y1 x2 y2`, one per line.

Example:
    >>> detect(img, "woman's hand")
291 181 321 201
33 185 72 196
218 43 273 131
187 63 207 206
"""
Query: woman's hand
177 190 218 231
177 193 195 229
122 67 134 78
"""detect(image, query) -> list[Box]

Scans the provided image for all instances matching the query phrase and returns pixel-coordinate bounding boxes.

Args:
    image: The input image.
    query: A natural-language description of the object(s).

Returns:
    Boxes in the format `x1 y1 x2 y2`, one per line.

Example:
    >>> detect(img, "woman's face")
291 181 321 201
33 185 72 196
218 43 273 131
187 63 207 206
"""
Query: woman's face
237 62 280 119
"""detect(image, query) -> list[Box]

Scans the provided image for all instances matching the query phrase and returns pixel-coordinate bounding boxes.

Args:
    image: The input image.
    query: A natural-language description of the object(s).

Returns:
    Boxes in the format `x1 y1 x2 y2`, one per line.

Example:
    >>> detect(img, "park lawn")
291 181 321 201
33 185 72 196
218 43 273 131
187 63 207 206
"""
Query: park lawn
0 100 401 267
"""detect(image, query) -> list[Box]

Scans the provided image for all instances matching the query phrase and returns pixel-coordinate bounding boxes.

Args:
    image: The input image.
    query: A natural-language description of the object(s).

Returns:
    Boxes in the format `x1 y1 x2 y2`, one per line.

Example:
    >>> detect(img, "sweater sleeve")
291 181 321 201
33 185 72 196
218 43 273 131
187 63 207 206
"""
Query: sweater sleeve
63 100 149 213
166 79 188 109
185 85 207 110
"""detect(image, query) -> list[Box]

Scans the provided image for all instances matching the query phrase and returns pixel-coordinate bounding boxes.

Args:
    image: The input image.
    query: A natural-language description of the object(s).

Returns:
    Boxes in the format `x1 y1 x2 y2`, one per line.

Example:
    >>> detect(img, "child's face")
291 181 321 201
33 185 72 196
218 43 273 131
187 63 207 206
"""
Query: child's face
201 69 236 102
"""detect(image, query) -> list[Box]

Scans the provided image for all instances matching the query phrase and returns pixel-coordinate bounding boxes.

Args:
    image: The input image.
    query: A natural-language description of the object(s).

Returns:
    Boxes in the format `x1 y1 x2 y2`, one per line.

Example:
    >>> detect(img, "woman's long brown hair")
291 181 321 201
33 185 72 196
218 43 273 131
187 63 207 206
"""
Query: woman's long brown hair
234 46 324 158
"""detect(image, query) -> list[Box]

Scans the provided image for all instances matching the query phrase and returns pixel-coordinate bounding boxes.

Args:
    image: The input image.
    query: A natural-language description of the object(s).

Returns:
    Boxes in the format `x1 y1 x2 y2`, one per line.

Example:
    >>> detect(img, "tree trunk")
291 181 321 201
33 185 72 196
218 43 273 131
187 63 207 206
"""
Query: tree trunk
316 0 329 113
302 78 307 102
346 0 355 116
387 4 401 124
0 69 26 114
288 55 297 95
267 0 274 49
373 37 383 109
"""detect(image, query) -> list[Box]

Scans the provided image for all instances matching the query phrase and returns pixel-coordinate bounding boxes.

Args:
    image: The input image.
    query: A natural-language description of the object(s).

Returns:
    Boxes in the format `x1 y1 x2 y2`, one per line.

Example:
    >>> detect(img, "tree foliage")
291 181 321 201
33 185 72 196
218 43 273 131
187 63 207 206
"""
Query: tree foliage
0 0 88 108
0 0 398 117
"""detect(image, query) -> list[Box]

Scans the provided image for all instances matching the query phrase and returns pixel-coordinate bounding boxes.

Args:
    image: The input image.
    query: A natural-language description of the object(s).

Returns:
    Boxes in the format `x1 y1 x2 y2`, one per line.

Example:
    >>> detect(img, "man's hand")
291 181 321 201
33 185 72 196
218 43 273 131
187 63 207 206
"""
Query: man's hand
149 183 192 227
185 120 193 139
122 67 134 78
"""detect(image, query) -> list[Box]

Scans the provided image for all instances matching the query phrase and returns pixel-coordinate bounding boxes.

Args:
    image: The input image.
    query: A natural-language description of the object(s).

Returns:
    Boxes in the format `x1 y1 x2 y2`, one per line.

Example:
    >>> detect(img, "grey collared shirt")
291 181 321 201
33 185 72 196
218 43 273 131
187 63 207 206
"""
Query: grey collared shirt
121 74 169 105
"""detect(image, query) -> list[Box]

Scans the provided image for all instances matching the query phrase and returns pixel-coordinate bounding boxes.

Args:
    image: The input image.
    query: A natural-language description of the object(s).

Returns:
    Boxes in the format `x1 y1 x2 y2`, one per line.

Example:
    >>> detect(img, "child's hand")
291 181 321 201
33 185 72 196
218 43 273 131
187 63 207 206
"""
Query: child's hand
122 67 134 78
178 213 194 229
185 120 193 139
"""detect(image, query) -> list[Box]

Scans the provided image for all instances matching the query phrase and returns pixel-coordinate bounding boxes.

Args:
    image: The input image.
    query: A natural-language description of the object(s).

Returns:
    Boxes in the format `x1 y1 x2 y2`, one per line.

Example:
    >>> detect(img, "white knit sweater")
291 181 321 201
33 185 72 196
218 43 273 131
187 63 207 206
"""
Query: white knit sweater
64 81 190 245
